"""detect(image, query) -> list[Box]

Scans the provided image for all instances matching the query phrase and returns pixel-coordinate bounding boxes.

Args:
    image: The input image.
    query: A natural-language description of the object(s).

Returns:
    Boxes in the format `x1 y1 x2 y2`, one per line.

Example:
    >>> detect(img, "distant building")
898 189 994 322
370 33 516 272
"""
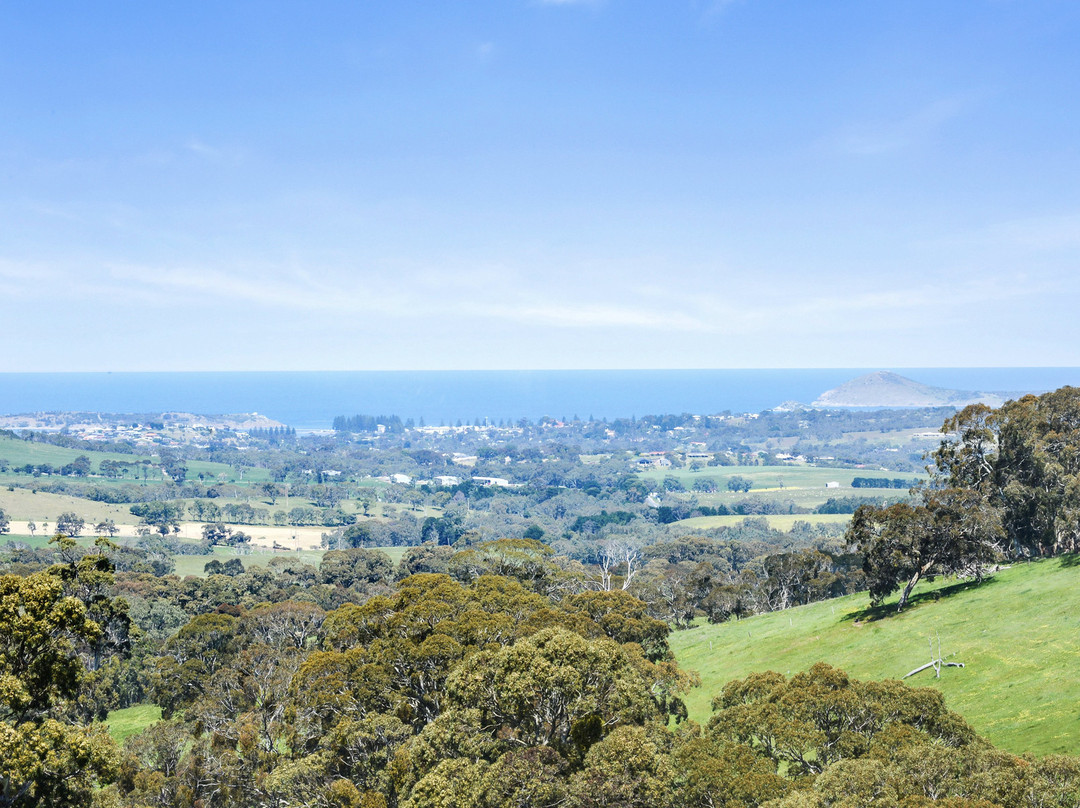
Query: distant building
634 454 672 468
472 476 511 488
825 481 840 488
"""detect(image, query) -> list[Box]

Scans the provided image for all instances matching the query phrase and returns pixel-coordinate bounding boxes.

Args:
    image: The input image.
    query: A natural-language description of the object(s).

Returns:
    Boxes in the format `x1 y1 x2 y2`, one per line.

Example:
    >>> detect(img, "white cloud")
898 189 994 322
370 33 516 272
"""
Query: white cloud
186 139 221 158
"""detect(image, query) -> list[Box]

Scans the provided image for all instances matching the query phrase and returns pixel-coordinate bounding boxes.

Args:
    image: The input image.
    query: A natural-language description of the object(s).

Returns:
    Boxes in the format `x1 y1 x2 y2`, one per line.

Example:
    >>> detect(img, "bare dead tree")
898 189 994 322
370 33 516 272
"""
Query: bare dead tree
591 539 642 591
904 634 965 679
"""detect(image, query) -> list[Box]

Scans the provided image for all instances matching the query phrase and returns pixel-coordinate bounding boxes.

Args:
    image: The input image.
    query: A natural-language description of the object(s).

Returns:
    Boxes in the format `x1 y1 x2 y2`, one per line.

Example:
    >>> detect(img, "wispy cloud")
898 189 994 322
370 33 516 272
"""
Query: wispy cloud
186 139 221 158
924 210 1080 254
996 212 1080 250
486 301 712 331
184 138 246 166
0 259 63 284
107 264 416 315
827 97 976 156
1 246 1066 356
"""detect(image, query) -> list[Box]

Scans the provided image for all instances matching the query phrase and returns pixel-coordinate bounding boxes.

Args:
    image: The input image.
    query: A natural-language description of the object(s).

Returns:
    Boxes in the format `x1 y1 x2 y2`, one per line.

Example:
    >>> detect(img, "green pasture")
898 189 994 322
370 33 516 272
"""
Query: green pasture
171 544 412 578
187 460 270 483
0 484 437 533
674 513 854 531
639 464 918 490
104 704 163 744
640 464 919 512
669 556 1080 757
171 545 328 577
0 435 138 469
1 533 99 550
0 487 138 524
0 434 270 484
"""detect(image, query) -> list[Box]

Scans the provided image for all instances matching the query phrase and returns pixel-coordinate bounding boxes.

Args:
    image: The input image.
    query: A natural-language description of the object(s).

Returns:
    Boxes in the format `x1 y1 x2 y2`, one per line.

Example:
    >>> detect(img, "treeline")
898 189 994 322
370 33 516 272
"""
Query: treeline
851 476 915 488
849 386 1080 609
7 454 94 477
247 425 296 440
333 413 407 433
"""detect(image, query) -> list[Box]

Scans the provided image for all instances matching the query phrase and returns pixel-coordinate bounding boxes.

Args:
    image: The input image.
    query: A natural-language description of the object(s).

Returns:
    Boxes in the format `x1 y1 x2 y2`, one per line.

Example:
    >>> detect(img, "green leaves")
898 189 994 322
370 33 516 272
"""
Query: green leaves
0 572 119 806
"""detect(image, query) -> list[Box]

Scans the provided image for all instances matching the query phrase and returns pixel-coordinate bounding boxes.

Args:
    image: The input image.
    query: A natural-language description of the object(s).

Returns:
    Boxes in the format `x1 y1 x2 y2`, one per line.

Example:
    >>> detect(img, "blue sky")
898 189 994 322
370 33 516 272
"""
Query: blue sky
2 1 1079 371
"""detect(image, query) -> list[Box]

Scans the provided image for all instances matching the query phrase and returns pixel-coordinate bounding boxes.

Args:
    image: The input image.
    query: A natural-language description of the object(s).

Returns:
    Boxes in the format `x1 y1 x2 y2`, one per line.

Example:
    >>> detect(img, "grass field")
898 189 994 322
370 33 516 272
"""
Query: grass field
104 704 162 744
674 513 854 531
0 435 139 469
1 532 99 549
0 434 249 482
639 464 918 515
171 544 412 577
638 464 916 489
669 556 1080 756
0 487 138 524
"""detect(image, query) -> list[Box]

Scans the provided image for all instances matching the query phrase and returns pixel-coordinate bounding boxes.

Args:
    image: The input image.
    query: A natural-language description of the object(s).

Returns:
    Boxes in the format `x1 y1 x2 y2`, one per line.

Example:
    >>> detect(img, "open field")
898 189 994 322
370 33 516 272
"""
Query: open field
0 532 413 578
3 520 331 549
638 465 914 489
640 464 919 514
104 704 163 744
0 488 140 524
669 556 1080 756
0 435 140 468
170 543 412 577
640 464 921 499
170 544 328 577
674 513 854 531
0 434 250 482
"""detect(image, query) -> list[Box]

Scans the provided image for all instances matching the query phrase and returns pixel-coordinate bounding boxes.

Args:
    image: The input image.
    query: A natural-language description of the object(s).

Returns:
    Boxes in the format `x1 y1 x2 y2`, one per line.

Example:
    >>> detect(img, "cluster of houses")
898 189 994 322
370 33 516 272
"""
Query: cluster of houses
374 473 515 489
631 444 816 469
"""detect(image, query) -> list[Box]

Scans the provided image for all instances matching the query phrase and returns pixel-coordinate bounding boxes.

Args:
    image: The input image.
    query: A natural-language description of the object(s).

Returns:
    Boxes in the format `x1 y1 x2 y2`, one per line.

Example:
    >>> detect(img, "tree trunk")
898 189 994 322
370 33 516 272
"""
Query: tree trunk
897 561 934 610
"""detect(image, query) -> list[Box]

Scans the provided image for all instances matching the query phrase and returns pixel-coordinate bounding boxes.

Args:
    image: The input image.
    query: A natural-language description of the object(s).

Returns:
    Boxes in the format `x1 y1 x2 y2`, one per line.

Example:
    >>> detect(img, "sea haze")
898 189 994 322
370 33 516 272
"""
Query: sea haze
0 369 1076 430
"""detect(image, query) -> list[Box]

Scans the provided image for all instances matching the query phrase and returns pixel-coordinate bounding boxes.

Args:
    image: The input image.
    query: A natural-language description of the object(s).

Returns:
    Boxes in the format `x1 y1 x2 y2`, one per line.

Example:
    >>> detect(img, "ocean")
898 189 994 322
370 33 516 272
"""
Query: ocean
0 369 1076 430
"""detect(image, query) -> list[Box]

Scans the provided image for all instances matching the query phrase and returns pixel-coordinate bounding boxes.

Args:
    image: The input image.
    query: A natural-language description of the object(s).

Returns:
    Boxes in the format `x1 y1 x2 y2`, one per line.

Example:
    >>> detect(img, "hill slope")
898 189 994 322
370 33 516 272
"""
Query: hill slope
669 557 1080 756
812 370 1009 408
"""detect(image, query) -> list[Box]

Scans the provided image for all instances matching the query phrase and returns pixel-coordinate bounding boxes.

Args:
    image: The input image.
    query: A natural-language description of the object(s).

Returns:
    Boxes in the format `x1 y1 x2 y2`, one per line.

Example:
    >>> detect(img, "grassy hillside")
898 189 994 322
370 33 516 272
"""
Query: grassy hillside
0 487 138 523
104 704 163 744
669 556 1080 757
0 434 139 468
0 434 258 483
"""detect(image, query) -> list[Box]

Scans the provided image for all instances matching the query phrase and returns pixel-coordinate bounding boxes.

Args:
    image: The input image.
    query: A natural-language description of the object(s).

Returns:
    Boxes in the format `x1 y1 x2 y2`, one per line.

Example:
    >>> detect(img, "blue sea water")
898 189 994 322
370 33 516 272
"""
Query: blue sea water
0 369 1077 430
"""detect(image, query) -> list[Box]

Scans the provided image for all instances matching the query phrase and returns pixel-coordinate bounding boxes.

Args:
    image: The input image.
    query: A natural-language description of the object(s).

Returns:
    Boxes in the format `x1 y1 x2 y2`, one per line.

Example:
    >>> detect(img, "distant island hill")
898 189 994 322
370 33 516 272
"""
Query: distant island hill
810 371 1031 409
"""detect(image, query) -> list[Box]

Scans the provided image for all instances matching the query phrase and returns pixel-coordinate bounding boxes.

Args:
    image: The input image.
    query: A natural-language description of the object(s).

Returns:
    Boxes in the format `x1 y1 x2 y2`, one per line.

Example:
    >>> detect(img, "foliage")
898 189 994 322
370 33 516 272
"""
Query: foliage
0 567 123 805
847 388 1080 609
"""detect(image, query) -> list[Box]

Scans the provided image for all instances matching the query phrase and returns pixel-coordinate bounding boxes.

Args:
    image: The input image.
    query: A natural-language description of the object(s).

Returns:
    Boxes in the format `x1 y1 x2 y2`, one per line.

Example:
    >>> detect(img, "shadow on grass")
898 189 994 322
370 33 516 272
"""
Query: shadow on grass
842 576 999 624
1059 553 1080 568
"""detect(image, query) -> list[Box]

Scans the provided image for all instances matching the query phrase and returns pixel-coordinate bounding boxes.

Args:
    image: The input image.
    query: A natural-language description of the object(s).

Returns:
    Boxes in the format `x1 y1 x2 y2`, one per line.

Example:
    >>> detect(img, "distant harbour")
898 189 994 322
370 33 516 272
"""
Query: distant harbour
0 368 1076 430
